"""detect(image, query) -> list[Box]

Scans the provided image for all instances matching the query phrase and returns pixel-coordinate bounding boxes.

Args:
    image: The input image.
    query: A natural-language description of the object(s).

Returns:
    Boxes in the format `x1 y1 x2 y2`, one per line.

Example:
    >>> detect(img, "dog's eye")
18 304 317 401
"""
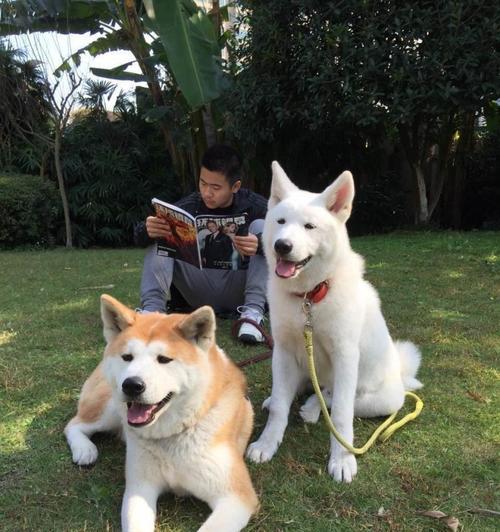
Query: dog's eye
157 355 173 364
121 354 133 362
277 218 286 224
304 223 316 230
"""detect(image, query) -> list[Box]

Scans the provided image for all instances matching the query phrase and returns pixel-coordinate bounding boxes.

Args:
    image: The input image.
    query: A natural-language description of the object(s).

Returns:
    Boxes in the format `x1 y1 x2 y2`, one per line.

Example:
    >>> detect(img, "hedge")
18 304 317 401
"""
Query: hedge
0 173 60 247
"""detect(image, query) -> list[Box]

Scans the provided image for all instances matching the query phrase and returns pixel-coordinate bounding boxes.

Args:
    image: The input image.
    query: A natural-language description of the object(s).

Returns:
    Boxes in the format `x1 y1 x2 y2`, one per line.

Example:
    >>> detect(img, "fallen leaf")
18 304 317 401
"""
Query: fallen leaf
442 516 460 531
418 510 461 531
418 510 447 519
466 390 491 403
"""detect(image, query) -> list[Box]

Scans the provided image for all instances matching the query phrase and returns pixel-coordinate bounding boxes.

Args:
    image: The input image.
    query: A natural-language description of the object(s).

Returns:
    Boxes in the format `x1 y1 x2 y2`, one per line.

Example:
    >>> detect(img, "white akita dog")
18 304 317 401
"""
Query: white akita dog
65 295 258 532
247 162 422 483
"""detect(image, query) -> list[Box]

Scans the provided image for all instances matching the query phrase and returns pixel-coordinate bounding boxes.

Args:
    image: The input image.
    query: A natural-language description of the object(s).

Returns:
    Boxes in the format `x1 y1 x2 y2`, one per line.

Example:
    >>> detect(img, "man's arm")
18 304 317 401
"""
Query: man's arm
242 190 267 256
134 192 200 247
133 221 152 247
133 216 174 246
145 216 172 239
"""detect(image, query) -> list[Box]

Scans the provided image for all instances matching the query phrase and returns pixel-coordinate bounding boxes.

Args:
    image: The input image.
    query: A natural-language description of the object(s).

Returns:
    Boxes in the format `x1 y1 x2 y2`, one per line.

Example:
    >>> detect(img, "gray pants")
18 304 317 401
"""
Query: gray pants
140 219 267 315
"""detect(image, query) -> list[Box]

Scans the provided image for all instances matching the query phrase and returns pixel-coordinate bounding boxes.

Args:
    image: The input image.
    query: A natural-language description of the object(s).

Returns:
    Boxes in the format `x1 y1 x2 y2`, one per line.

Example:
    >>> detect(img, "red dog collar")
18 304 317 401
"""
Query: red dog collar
294 280 330 304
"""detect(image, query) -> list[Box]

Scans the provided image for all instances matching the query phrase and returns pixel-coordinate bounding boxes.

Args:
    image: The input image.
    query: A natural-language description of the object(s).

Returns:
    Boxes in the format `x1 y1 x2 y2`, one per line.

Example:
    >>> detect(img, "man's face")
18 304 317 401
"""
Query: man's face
207 221 217 233
199 167 241 209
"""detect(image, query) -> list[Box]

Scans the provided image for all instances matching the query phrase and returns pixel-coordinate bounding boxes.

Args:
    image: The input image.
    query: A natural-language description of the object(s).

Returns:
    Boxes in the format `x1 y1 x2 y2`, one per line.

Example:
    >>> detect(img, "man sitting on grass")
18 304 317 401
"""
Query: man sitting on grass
134 144 268 344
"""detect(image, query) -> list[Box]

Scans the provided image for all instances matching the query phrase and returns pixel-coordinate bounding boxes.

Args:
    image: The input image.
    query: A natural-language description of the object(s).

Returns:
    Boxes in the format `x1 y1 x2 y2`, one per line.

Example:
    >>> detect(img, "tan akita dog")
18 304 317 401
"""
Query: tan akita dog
65 295 258 532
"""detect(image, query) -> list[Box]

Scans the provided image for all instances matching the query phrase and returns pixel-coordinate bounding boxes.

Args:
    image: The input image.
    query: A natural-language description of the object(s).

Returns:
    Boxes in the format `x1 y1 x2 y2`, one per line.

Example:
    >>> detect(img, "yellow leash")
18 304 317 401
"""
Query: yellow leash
303 301 423 455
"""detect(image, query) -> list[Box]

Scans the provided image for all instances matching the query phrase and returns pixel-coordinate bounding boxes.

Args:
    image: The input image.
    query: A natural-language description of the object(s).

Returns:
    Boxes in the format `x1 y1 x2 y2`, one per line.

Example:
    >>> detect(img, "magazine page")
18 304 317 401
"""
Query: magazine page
195 213 249 270
152 198 202 268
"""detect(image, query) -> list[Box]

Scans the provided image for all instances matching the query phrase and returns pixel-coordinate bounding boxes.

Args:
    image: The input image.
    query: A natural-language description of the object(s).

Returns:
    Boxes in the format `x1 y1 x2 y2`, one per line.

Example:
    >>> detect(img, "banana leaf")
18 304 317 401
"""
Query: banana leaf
144 0 224 110
91 64 148 82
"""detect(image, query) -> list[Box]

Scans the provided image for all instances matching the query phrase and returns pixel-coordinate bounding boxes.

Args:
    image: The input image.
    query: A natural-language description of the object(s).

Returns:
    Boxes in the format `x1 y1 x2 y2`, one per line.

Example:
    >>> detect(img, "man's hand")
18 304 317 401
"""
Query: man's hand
146 216 170 239
233 233 259 256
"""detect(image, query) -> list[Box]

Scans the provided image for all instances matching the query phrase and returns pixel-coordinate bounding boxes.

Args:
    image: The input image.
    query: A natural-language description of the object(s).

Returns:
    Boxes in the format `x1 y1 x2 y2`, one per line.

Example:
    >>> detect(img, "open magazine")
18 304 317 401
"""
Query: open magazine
152 198 250 270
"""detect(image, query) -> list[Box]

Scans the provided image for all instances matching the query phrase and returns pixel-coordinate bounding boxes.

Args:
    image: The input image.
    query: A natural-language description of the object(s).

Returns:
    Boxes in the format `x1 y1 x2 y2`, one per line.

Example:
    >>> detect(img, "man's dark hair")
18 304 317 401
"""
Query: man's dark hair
201 144 242 185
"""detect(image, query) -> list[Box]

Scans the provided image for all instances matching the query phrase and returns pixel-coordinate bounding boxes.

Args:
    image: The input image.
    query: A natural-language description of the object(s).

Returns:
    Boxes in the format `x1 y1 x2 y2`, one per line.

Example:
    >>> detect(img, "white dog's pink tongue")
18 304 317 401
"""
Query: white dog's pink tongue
276 259 296 278
128 403 156 425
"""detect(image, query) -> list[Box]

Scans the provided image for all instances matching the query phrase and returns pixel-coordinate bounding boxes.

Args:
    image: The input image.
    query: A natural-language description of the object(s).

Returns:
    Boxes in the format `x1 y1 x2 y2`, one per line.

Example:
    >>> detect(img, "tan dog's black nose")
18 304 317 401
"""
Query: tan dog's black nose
122 377 145 397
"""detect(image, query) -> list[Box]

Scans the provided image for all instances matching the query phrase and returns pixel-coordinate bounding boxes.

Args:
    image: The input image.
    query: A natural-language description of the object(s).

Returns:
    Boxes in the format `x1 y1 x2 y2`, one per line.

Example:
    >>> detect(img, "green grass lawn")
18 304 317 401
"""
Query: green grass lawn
0 232 498 531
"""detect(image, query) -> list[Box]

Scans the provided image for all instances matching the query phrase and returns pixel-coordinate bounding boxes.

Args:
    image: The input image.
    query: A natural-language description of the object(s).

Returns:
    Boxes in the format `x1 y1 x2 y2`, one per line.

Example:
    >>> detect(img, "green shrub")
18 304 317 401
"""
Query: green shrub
0 173 60 247
349 172 410 236
463 131 500 229
62 114 179 247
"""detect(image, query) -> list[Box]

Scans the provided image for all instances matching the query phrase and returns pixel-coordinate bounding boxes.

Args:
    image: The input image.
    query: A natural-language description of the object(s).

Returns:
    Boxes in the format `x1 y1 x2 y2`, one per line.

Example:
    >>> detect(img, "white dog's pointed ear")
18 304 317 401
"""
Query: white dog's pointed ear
101 294 136 344
269 161 299 209
321 171 355 223
176 306 216 352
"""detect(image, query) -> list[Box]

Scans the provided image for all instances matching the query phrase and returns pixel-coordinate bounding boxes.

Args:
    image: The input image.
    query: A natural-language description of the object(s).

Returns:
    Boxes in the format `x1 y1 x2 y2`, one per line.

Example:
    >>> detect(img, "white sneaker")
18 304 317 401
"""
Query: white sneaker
237 306 265 344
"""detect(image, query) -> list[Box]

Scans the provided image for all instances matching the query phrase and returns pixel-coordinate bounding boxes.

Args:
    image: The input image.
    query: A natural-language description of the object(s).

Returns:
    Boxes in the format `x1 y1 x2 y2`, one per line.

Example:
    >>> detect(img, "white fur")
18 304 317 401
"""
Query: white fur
64 400 121 465
247 162 423 483
65 302 257 531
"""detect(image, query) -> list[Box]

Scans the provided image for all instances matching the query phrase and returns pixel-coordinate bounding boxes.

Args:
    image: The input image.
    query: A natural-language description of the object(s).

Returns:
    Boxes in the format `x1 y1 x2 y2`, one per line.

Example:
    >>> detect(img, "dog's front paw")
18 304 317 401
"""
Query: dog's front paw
299 389 332 424
261 396 271 410
328 452 357 483
246 438 279 463
299 394 321 424
71 441 98 466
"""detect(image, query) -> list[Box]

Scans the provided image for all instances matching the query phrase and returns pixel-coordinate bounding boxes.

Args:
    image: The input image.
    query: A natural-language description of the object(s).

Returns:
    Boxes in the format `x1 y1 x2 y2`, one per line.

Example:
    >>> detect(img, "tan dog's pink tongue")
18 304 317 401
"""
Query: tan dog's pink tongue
276 259 297 278
128 403 156 424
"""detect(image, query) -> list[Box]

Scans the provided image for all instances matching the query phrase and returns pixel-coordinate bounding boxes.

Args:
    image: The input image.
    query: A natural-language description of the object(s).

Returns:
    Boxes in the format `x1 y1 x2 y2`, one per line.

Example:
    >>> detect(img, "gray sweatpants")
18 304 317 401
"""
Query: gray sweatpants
139 219 267 315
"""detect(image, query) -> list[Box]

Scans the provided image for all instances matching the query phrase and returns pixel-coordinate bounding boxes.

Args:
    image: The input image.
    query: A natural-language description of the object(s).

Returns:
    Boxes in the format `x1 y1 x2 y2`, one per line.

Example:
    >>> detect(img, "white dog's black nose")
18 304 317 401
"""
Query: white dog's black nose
122 377 145 397
274 238 293 256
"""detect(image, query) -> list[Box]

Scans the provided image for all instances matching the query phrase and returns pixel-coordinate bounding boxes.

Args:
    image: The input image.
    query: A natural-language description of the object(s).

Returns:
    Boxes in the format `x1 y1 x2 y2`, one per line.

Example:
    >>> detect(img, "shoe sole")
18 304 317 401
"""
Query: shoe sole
238 334 262 345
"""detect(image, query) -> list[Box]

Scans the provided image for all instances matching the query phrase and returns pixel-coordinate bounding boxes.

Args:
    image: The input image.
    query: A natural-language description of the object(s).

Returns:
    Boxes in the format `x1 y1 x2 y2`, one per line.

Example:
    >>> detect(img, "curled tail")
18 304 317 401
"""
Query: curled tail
395 340 423 391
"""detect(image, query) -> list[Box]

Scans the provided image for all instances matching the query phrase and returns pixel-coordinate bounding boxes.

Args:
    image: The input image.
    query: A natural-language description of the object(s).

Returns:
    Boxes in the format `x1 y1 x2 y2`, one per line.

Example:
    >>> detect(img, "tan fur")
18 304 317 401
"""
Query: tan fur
73 364 111 423
206 349 258 511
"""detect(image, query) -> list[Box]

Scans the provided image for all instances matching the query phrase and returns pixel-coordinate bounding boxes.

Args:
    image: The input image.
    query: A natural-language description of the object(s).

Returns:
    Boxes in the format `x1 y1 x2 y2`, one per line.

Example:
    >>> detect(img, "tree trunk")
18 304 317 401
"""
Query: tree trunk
191 108 208 181
427 114 457 222
399 124 430 224
202 104 217 147
54 126 72 248
414 163 429 224
444 112 476 228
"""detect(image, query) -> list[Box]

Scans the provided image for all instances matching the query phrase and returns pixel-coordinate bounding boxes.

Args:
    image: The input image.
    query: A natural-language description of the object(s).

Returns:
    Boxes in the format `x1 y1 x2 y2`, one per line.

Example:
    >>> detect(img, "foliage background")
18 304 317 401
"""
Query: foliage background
0 173 60 247
0 0 499 247
61 107 180 247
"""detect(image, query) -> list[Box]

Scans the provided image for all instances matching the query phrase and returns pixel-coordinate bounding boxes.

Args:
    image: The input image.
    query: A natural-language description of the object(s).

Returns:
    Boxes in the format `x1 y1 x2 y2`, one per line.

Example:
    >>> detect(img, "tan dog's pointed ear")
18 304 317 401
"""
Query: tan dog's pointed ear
176 306 216 352
268 161 299 210
320 171 355 224
101 294 136 344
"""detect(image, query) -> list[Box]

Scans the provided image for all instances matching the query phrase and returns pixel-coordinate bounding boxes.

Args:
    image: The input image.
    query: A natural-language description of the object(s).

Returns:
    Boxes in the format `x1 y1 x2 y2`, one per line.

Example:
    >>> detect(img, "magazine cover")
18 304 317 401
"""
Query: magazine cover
152 198 249 270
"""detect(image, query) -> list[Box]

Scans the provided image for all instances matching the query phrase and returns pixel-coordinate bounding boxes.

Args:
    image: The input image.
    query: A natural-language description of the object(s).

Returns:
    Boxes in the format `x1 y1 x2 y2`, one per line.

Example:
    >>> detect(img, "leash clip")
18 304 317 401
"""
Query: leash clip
302 297 313 330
